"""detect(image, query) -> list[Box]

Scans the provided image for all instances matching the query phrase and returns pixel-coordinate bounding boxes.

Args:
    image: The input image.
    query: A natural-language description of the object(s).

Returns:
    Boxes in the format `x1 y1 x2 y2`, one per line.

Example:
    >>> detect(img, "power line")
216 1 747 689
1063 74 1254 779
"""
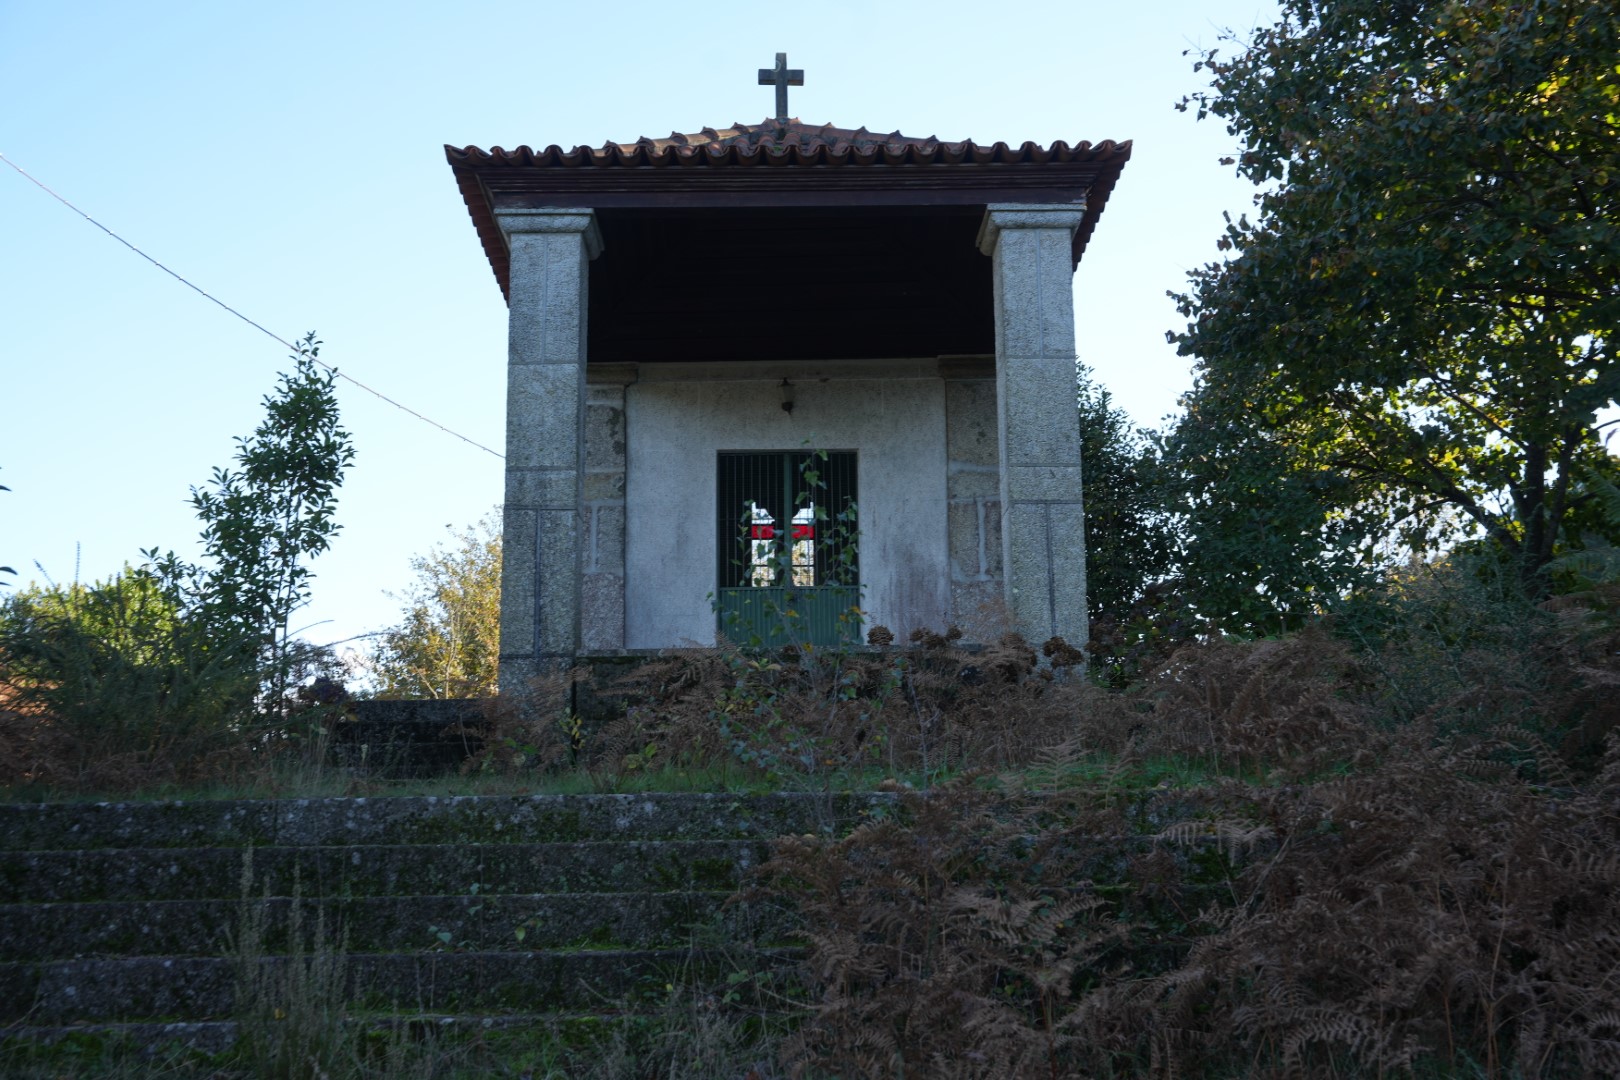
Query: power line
0 151 504 460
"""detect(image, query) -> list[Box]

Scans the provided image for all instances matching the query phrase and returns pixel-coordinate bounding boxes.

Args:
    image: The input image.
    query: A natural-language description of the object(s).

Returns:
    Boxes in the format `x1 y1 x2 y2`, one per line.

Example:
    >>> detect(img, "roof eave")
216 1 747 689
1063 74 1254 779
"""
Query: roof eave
446 139 1132 302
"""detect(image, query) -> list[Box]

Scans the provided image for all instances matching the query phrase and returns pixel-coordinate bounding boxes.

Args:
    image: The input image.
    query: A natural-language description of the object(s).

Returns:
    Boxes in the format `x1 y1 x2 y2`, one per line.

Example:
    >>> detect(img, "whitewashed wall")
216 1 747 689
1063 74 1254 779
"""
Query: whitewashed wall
622 361 951 649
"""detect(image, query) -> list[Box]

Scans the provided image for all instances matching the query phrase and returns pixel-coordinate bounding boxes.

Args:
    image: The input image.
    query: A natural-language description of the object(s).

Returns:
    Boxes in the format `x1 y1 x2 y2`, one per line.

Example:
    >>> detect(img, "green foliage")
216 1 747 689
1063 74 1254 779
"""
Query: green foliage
0 567 259 782
7 567 187 664
1074 366 1212 684
477 633 1067 794
367 511 501 699
150 333 355 713
1549 465 1620 592
0 337 353 792
1335 550 1567 757
1171 0 1620 598
1157 394 1382 635
1075 365 1175 622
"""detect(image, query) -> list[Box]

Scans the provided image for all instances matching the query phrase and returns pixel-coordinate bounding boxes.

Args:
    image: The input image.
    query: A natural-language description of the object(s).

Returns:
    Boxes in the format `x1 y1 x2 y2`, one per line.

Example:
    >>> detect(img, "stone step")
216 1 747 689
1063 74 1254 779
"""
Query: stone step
0 1013 625 1057
0 949 798 1023
0 891 794 961
2 839 772 903
0 792 892 851
0 1020 244 1056
0 791 868 1040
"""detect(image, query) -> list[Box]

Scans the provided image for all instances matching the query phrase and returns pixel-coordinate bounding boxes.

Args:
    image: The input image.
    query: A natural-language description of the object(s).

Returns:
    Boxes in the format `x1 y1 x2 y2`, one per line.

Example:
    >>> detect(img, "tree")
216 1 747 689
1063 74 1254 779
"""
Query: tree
367 512 501 699
1075 366 1175 621
148 333 354 711
1171 0 1620 599
1157 392 1383 634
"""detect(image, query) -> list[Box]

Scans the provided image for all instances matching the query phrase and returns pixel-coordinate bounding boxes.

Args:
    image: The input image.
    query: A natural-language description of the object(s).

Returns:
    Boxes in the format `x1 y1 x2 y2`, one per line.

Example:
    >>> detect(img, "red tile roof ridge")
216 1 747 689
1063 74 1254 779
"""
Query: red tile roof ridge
447 120 1131 168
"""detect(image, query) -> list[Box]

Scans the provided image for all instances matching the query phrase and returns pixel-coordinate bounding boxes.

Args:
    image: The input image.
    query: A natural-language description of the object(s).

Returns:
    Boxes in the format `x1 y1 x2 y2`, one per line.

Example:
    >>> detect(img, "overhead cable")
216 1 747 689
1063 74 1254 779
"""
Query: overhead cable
0 151 503 460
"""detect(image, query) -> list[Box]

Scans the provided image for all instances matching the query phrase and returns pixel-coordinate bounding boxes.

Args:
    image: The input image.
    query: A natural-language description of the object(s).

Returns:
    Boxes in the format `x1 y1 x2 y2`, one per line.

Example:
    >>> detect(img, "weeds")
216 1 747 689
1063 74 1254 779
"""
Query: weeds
231 850 458 1080
233 850 356 1080
543 632 1079 797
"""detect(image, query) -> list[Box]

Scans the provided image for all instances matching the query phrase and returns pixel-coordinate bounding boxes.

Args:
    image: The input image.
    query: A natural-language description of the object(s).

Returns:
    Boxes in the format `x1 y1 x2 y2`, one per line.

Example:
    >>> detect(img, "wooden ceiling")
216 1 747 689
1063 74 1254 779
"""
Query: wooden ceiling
587 206 991 363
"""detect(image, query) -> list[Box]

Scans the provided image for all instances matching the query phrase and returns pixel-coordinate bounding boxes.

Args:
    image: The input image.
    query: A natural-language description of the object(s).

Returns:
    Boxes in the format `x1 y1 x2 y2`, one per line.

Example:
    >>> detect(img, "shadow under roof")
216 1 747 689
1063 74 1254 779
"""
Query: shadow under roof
447 119 1131 365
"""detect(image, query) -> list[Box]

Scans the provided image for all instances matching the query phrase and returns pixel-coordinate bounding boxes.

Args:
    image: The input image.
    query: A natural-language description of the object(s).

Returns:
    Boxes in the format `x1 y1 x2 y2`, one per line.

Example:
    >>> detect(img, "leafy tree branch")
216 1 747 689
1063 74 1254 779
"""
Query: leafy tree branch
146 332 354 713
1170 0 1620 600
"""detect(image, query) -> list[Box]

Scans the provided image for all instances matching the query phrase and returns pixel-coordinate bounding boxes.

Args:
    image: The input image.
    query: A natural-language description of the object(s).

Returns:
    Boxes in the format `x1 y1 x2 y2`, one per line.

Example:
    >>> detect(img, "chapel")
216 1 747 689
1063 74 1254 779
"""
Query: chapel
447 59 1130 690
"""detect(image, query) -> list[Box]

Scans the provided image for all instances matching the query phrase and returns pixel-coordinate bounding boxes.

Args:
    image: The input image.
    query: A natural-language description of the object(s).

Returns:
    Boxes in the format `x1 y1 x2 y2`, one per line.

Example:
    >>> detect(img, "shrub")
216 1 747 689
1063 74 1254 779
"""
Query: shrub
0 567 259 788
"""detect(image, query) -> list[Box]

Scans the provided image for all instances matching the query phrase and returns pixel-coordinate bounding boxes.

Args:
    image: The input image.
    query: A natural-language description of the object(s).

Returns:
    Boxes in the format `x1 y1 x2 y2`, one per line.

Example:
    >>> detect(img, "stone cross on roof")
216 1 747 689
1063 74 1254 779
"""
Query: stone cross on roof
757 52 803 124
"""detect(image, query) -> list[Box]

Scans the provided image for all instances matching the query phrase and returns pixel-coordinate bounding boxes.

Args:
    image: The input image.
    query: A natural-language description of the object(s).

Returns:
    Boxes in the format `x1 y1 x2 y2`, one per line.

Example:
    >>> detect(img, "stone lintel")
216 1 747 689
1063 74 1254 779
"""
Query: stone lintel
975 203 1087 256
494 207 604 259
632 358 941 383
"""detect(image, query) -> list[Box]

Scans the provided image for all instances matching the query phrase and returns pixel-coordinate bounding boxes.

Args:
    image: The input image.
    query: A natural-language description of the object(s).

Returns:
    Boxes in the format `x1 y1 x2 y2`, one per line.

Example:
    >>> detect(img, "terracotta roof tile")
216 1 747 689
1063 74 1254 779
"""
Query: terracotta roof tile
447 117 1131 170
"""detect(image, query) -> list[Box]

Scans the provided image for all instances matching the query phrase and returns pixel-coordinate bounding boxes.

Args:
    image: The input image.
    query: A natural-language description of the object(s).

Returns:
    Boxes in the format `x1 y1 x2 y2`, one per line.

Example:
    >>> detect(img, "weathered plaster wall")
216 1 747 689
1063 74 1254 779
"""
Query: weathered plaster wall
623 361 951 649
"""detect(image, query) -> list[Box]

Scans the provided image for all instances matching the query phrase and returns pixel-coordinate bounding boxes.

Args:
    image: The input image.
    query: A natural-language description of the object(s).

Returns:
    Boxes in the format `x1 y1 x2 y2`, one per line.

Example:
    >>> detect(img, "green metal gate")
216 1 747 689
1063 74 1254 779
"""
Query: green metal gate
716 451 859 648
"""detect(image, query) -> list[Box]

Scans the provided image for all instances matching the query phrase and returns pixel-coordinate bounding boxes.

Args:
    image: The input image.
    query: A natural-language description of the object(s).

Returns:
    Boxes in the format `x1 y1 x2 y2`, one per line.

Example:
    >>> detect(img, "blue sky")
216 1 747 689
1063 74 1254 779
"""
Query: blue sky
1 0 1278 657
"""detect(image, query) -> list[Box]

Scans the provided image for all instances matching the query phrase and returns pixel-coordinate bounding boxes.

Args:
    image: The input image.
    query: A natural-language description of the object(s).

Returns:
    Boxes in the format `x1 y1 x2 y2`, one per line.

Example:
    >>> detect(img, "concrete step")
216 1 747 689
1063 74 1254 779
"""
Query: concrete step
2 839 773 903
0 949 798 1022
0 792 892 851
0 890 795 961
0 791 873 1037
0 1013 630 1057
0 1020 245 1056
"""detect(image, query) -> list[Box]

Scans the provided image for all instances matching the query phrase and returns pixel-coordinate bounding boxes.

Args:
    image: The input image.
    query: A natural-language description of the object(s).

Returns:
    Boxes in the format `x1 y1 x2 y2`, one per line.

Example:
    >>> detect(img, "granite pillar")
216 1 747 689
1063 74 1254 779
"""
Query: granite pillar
493 208 602 691
977 205 1089 651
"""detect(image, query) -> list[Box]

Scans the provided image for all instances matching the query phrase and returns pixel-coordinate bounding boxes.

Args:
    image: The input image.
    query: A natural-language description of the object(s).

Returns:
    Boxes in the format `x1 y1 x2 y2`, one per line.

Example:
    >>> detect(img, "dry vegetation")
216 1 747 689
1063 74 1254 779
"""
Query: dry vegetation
452 564 1620 1077
756 716 1620 1077
476 630 1088 788
4 560 1618 1077
742 587 1620 1077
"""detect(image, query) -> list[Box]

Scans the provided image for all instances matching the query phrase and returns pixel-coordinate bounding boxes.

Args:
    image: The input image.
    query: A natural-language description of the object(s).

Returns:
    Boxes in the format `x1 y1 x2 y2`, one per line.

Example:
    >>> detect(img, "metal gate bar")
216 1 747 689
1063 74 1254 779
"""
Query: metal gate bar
716 450 859 647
